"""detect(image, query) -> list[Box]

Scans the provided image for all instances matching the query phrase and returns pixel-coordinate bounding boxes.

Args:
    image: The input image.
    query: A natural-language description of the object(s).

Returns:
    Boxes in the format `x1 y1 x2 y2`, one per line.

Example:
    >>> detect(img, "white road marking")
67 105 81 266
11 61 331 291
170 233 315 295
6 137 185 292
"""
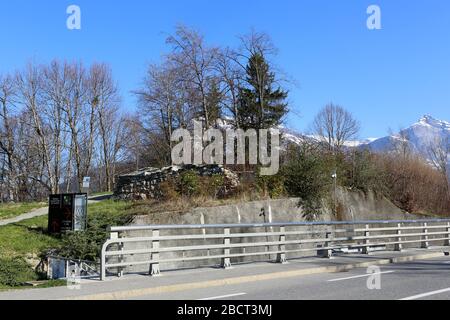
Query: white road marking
328 271 395 282
443 261 450 264
198 293 247 300
400 288 450 300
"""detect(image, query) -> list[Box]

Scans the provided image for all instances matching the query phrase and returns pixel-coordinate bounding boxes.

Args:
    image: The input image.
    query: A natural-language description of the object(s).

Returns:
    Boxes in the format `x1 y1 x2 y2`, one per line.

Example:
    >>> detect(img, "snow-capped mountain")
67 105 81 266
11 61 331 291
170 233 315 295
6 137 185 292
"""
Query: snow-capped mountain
219 115 449 172
360 115 450 163
281 115 450 172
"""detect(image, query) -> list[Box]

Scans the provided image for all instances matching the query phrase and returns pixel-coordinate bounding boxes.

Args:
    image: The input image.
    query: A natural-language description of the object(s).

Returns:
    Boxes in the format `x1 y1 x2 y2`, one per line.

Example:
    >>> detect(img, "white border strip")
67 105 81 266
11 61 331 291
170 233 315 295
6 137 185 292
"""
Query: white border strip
328 271 395 282
400 288 450 301
198 293 247 300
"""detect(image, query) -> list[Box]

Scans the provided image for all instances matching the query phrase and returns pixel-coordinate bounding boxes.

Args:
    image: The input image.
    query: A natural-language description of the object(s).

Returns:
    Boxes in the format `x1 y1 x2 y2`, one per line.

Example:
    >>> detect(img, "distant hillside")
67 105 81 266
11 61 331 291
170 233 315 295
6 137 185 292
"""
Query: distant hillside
281 115 450 174
360 115 450 173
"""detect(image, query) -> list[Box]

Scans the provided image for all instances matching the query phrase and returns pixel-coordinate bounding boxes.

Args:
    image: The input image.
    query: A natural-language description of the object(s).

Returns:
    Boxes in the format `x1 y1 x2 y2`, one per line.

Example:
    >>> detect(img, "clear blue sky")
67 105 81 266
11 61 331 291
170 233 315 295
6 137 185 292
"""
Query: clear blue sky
1 0 450 139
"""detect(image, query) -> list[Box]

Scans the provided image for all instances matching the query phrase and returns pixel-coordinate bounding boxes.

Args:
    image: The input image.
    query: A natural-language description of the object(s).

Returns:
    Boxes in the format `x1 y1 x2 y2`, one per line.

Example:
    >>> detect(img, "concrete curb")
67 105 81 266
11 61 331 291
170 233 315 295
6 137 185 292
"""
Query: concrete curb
65 251 446 300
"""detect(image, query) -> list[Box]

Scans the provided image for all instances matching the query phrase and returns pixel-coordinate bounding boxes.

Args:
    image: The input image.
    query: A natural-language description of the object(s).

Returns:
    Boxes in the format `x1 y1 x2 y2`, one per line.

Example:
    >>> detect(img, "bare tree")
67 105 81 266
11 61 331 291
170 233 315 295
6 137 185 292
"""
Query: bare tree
134 62 182 159
215 47 244 127
166 25 219 128
237 30 277 63
385 128 415 162
428 135 450 196
428 136 449 176
312 103 360 152
16 63 58 193
0 60 132 199
60 62 87 192
41 61 73 194
88 64 121 192
0 75 19 201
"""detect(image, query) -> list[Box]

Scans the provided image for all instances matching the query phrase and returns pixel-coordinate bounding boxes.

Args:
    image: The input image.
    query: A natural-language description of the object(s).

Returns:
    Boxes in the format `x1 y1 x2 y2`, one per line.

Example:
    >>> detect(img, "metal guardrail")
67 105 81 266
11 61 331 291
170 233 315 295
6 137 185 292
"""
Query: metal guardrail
100 219 450 281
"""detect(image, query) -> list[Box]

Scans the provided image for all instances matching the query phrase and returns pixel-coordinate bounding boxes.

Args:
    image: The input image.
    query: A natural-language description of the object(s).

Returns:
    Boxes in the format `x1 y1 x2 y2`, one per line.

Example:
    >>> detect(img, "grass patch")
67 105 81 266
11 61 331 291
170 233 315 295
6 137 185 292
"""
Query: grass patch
86 199 133 217
34 279 67 288
0 199 133 290
0 215 59 259
0 256 42 287
0 202 47 220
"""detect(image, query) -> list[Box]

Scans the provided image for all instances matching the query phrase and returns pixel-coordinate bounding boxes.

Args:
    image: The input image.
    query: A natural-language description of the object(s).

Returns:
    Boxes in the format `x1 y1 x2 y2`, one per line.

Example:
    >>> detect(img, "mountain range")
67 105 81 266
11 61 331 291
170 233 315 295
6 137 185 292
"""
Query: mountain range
284 115 450 171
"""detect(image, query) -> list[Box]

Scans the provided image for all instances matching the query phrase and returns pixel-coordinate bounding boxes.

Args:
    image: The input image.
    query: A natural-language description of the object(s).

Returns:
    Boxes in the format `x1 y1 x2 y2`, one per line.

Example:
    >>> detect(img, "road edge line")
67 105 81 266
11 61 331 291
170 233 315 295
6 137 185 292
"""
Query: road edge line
64 251 446 300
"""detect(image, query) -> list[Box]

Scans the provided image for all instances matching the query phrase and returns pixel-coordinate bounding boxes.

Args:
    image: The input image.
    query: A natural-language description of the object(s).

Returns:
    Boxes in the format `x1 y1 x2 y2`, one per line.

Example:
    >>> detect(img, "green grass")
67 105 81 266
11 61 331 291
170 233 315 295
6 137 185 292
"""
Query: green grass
86 199 133 217
0 199 133 290
0 202 47 220
0 215 59 259
0 200 133 258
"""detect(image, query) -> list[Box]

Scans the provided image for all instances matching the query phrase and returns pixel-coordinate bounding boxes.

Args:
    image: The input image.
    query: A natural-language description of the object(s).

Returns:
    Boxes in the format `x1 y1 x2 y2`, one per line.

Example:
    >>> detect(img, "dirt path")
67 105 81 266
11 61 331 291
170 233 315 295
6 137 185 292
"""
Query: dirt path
0 195 110 227
0 206 49 226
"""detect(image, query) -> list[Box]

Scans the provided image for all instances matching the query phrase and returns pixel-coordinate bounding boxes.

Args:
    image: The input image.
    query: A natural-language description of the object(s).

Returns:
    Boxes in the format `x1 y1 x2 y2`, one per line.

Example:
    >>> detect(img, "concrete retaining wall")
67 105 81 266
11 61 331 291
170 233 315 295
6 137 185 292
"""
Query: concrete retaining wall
114 190 435 275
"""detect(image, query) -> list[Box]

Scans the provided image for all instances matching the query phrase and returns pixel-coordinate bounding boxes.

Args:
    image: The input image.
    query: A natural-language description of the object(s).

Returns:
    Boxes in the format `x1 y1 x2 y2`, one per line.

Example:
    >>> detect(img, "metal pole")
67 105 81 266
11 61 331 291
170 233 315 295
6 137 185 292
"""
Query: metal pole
446 222 450 247
331 170 337 216
421 223 429 249
277 226 287 264
222 228 232 269
150 229 161 276
395 223 403 252
362 224 371 254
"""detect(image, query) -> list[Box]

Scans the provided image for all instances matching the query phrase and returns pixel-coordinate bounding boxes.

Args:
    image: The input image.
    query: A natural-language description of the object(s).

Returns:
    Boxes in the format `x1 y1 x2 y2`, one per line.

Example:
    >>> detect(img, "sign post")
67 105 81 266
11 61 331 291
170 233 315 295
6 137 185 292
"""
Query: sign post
81 177 91 195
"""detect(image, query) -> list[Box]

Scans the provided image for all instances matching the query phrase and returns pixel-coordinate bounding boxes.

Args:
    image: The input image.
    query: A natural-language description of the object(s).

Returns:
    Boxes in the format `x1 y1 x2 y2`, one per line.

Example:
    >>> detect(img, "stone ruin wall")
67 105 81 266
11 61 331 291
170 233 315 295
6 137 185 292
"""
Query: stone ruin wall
114 165 240 201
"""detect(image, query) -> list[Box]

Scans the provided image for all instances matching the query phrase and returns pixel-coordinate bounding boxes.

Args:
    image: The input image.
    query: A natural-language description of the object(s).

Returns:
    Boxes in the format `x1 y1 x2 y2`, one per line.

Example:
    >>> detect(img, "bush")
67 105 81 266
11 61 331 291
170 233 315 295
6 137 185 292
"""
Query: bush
0 257 37 287
342 150 386 194
159 178 180 201
58 211 134 261
377 153 450 215
256 173 286 198
281 144 332 220
199 174 226 199
178 170 200 197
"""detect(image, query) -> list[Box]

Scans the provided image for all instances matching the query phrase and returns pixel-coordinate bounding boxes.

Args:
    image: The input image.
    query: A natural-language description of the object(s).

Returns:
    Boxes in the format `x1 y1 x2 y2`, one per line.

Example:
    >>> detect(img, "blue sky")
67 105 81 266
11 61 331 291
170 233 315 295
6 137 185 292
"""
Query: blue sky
1 0 450 139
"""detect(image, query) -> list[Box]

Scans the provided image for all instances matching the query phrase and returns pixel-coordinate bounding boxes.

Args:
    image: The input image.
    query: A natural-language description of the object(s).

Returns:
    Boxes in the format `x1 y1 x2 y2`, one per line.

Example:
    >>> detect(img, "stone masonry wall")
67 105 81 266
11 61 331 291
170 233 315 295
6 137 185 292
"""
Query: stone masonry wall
114 165 239 201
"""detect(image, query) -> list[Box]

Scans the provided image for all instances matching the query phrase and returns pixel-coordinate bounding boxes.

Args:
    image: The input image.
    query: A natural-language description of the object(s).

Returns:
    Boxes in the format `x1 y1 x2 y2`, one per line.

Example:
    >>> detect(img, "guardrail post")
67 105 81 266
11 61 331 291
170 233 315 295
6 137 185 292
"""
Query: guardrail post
395 223 403 252
317 230 332 258
277 226 287 264
445 222 450 247
150 229 161 276
221 228 232 269
421 223 429 249
109 232 124 278
101 242 108 281
362 225 371 254
118 240 124 277
110 232 124 278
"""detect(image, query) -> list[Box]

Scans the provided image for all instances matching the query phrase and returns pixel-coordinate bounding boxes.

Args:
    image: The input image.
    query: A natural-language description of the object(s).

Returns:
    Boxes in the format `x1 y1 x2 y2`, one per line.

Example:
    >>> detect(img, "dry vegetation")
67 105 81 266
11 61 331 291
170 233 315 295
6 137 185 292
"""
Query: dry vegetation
376 153 450 216
132 179 279 216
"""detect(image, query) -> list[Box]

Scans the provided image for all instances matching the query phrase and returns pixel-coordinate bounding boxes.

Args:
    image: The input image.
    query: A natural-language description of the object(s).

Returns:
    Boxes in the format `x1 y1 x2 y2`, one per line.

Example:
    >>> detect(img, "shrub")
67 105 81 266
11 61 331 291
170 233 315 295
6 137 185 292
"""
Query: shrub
178 170 200 197
58 211 134 261
256 173 286 198
199 174 226 199
0 257 37 287
281 144 331 219
377 153 450 215
159 178 180 201
342 150 386 194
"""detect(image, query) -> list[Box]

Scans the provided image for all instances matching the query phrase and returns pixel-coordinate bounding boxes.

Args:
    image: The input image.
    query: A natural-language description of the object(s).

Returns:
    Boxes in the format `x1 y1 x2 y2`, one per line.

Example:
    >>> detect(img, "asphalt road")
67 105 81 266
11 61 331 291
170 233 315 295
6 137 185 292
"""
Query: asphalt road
1 250 449 300
132 256 450 300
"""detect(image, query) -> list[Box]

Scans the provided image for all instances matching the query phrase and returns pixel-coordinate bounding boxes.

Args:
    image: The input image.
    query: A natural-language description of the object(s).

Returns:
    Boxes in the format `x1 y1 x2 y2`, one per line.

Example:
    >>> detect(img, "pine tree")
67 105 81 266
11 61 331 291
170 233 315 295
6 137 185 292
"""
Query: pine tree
237 53 288 130
206 79 222 126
